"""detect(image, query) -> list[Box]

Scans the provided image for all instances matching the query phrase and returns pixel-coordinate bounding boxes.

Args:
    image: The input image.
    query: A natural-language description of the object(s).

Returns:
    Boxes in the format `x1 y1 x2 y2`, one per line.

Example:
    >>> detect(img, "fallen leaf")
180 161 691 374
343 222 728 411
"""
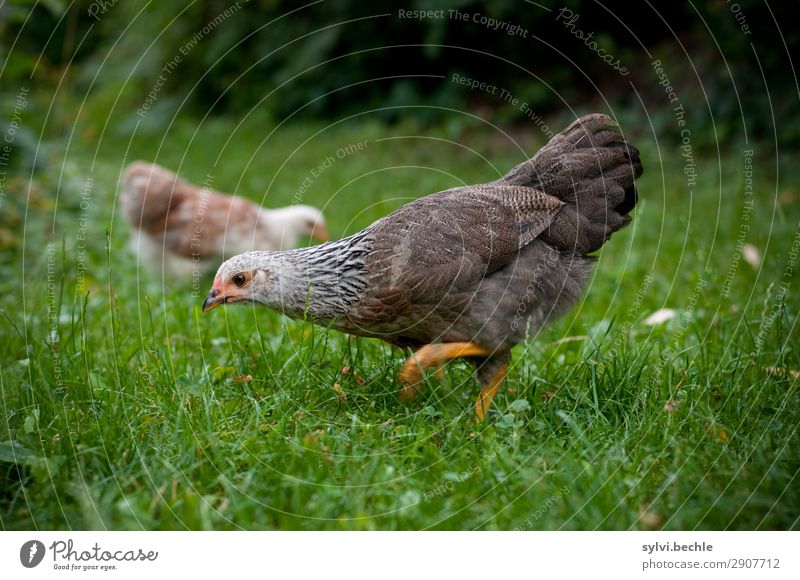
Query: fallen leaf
332 382 347 401
742 244 761 268
638 505 662 530
541 391 557 402
644 309 676 326
705 422 730 443
341 366 365 384
231 374 252 383
663 399 680 413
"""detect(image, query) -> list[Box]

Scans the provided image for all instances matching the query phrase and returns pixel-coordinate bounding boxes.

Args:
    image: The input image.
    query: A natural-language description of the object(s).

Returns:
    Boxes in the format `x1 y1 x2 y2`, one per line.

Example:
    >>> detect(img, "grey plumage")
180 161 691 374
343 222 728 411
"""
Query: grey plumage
205 113 643 418
344 114 640 346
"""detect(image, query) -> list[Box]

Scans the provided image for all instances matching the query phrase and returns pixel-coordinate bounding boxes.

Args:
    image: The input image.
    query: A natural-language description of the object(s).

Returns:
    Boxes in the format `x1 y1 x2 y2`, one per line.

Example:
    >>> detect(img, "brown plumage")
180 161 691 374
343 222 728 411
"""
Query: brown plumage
121 162 328 277
202 114 643 420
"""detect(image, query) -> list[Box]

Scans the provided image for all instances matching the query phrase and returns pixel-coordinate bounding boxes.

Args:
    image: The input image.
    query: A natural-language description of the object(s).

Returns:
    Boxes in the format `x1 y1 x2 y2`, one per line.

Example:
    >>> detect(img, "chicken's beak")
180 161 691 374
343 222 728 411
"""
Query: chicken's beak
202 288 225 312
311 224 329 243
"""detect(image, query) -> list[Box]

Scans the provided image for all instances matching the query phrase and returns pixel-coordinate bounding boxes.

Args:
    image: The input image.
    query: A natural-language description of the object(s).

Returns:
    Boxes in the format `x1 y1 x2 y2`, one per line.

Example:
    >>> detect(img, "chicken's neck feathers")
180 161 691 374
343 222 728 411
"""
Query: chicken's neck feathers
251 231 370 321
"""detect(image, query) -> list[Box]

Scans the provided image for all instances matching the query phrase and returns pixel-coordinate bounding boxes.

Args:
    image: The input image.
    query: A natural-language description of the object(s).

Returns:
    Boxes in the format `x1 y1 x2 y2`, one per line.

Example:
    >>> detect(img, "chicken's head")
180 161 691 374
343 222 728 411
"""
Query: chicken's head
202 252 273 312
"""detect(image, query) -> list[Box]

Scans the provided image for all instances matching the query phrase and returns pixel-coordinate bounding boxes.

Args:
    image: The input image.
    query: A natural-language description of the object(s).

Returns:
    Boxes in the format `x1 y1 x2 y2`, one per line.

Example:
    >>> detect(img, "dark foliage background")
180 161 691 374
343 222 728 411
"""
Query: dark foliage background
2 0 797 149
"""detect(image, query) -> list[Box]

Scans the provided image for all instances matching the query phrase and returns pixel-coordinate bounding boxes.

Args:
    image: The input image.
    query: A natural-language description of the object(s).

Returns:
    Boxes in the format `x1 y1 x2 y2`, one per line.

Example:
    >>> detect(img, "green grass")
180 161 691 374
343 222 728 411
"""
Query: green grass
1 113 798 530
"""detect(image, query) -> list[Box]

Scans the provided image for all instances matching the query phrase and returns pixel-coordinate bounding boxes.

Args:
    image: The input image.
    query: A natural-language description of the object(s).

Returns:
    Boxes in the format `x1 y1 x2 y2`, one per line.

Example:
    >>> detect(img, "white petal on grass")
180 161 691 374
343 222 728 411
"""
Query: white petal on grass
743 244 761 268
644 309 676 326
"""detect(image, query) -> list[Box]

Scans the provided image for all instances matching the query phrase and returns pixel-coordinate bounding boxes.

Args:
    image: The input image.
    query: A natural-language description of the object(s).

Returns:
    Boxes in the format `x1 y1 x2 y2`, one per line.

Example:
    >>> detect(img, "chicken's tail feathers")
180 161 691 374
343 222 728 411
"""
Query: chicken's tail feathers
120 162 189 231
498 113 643 254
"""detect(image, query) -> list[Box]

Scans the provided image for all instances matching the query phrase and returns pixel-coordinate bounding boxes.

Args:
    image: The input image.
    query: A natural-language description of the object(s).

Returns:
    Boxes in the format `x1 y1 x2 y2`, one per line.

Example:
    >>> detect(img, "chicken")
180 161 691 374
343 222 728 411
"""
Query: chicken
202 114 642 420
121 162 328 278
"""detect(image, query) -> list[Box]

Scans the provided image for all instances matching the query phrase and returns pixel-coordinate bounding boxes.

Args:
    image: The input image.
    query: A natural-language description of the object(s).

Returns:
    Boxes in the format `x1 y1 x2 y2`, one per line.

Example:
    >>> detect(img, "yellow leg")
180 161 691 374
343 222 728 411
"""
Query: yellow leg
398 342 491 400
474 363 508 422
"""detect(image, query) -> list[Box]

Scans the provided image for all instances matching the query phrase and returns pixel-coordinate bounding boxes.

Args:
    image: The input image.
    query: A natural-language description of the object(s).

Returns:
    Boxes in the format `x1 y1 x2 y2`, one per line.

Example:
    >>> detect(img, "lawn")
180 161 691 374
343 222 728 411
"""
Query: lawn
1 113 798 530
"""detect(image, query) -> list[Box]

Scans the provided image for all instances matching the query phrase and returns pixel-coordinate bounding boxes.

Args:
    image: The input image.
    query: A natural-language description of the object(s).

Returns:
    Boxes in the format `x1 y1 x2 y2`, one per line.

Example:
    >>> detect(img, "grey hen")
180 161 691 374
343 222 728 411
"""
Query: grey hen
202 114 642 421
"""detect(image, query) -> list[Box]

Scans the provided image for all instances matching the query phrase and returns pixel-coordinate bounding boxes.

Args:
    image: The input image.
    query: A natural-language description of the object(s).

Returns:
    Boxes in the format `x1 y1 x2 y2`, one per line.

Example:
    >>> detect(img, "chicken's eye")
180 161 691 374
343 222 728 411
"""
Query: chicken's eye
232 274 246 287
